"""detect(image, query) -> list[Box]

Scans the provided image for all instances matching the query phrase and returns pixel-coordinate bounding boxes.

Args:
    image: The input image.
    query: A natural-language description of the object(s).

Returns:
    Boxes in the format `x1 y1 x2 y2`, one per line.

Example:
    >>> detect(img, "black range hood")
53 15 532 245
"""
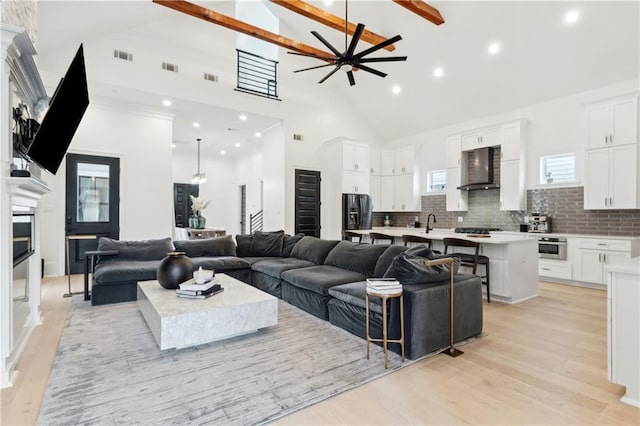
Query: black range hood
457 147 500 191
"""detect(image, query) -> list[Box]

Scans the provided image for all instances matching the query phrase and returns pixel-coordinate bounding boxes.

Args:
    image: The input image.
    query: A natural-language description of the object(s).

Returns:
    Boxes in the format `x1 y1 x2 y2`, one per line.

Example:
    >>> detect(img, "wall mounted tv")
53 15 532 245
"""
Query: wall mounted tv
23 44 90 175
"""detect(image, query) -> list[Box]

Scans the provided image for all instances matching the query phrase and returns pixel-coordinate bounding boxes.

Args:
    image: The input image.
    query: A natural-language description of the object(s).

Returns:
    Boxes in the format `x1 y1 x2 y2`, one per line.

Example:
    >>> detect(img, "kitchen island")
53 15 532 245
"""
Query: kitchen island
351 227 539 304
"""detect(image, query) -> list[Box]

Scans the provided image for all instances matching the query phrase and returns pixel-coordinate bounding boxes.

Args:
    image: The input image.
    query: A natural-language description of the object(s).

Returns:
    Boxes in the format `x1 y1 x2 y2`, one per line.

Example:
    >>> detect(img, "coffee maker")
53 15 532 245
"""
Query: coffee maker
524 214 551 233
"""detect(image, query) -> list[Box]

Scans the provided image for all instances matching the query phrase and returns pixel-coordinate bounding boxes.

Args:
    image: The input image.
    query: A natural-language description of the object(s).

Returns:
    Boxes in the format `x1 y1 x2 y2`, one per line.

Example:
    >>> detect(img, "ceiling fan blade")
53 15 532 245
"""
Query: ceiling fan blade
311 31 342 57
294 63 336 73
287 51 336 61
355 35 402 59
346 23 365 57
347 70 356 86
357 64 387 78
318 66 340 84
359 56 407 63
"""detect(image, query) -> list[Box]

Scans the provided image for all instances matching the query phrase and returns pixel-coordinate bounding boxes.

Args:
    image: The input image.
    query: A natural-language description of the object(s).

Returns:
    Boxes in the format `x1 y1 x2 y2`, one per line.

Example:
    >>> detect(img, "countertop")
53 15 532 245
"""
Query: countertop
351 227 535 245
604 256 640 275
494 231 640 241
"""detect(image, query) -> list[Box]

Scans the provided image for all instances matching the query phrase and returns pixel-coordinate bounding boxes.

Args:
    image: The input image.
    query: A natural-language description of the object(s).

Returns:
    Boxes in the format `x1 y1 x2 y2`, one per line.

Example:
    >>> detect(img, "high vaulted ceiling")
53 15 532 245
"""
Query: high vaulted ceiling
36 1 639 149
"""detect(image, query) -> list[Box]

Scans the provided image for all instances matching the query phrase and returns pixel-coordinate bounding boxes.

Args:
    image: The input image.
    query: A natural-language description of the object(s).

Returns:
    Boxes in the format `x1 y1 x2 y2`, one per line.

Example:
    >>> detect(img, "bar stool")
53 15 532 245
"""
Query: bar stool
342 230 363 243
443 237 491 303
401 235 441 254
369 232 395 245
366 287 405 369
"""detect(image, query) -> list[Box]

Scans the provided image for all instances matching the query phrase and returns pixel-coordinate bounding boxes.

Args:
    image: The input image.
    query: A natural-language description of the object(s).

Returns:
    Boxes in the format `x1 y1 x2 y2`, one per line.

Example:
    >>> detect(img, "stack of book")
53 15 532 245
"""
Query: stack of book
176 279 224 299
366 278 402 294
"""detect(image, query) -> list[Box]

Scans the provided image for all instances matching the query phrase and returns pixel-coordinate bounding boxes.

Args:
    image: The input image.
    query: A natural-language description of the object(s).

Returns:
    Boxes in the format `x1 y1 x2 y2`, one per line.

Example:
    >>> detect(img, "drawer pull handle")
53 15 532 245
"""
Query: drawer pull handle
541 268 551 271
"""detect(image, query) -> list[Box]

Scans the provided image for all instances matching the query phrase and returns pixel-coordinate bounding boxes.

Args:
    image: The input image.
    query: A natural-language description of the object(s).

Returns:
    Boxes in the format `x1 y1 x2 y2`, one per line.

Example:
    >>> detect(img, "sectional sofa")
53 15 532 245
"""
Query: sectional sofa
91 231 483 359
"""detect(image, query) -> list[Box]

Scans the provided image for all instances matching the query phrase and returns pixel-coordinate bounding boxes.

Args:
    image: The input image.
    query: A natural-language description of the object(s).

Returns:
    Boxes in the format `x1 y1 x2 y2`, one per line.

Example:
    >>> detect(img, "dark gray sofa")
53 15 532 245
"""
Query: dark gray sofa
90 232 483 360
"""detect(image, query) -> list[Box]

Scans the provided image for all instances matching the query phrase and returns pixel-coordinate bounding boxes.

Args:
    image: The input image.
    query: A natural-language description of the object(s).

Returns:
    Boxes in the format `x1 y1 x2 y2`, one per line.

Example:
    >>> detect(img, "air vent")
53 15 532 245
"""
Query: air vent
113 50 133 62
162 62 179 73
227 128 239 132
293 134 304 141
204 73 219 83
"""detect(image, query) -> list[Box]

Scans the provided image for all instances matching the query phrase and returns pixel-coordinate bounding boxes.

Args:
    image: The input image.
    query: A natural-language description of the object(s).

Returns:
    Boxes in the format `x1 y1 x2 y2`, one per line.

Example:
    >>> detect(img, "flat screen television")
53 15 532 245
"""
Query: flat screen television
25 44 89 175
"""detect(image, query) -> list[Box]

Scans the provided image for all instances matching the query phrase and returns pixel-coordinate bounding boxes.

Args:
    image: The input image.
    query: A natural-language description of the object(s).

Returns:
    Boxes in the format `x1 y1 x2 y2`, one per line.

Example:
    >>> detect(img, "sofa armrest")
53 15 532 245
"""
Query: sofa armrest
84 250 119 302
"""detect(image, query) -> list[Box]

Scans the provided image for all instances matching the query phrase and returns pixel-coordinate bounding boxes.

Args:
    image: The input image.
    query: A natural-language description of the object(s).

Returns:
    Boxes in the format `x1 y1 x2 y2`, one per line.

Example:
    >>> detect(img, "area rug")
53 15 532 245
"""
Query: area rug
38 297 413 425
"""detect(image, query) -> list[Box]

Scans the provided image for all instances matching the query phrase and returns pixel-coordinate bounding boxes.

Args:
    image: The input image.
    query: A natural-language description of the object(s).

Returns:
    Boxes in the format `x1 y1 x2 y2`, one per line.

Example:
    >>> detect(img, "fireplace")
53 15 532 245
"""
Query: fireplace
12 213 34 266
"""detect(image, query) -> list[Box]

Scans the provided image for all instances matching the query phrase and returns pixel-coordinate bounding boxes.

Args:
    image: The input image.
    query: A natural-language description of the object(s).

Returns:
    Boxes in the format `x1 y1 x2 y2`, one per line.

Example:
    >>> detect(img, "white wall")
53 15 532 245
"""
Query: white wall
390 78 639 191
171 145 239 235
262 125 286 231
40 99 174 276
235 149 264 233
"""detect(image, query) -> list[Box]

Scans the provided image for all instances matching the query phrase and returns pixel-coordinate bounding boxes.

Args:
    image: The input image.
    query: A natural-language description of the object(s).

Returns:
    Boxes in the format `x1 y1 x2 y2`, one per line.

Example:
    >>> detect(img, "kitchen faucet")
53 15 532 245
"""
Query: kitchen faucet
426 213 436 233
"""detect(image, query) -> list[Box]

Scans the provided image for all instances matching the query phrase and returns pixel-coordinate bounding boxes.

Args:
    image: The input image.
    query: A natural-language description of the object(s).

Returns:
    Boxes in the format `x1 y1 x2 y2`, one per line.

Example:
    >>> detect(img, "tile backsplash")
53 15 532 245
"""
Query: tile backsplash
373 186 640 236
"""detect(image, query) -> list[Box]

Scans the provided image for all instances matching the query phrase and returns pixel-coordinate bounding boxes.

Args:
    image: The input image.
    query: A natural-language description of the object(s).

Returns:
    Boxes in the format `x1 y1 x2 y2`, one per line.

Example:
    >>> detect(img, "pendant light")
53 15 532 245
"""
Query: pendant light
190 138 207 184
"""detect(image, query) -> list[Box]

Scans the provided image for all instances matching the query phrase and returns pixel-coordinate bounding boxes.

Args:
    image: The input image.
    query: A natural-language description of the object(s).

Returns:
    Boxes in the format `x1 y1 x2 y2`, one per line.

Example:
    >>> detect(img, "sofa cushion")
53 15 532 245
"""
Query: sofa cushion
235 234 253 257
93 260 159 284
405 244 435 258
251 230 285 257
324 241 388 277
243 256 280 265
190 256 251 272
328 281 382 314
251 258 316 279
282 233 305 257
173 235 236 258
373 245 408 278
383 252 460 285
281 265 366 296
96 237 174 263
290 236 340 265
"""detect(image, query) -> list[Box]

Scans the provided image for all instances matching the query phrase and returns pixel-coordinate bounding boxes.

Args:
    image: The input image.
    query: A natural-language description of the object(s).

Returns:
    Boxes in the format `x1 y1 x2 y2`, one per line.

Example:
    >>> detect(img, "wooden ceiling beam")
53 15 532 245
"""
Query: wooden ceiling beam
153 0 334 59
269 0 395 52
392 0 445 26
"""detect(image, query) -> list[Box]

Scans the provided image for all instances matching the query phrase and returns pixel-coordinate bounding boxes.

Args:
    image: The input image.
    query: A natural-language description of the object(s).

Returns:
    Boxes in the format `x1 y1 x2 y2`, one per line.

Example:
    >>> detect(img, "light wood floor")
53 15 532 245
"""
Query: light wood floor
2 276 639 425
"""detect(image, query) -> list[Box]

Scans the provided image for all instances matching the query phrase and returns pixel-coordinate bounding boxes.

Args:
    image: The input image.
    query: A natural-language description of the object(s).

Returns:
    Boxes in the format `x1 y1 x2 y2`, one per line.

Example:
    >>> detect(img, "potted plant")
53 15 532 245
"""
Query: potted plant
189 195 210 229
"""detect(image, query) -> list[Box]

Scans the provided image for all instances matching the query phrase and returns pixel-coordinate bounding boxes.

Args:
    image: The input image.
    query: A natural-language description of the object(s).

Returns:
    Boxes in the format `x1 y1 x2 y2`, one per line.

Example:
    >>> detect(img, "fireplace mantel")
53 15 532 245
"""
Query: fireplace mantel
8 176 52 208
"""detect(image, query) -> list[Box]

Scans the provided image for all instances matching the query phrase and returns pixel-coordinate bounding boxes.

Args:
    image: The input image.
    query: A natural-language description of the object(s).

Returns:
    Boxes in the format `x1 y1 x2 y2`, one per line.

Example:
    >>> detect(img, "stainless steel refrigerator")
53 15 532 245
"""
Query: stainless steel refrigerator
342 193 372 231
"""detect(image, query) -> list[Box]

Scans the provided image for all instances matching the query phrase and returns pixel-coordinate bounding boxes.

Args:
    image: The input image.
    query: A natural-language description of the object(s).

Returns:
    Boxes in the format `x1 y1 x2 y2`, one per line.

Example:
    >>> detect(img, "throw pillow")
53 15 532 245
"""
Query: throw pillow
250 230 285 257
282 233 305 257
235 234 253 257
290 236 340 265
173 235 236 258
96 237 174 262
404 244 435 258
324 241 388 277
383 252 460 285
373 245 408 277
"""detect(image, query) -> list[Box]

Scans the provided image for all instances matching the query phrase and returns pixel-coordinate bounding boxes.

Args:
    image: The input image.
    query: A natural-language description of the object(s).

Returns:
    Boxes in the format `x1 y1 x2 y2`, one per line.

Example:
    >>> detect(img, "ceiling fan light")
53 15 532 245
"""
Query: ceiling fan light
339 63 353 72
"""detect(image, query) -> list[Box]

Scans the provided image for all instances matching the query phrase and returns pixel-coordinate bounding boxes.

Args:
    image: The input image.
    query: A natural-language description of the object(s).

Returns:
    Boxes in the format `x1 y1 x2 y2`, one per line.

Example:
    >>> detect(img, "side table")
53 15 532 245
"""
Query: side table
366 288 405 369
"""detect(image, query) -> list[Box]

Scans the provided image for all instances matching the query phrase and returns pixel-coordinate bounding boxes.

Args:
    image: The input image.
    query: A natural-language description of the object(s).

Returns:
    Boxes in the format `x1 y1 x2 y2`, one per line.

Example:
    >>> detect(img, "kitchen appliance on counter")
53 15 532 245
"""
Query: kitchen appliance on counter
538 237 567 260
342 193 372 231
454 227 502 235
524 214 551 233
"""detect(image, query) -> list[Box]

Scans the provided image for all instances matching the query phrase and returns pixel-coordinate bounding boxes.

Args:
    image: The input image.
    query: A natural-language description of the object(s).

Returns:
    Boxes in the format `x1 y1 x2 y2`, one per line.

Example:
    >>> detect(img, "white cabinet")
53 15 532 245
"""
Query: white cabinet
371 145 419 211
342 171 369 194
538 260 572 280
446 135 462 168
370 175 381 211
501 122 523 161
379 176 395 211
586 95 638 150
574 238 633 285
369 148 381 175
584 144 637 209
445 167 468 211
342 141 369 172
394 146 414 175
461 127 502 151
380 149 395 175
393 174 419 211
500 159 525 211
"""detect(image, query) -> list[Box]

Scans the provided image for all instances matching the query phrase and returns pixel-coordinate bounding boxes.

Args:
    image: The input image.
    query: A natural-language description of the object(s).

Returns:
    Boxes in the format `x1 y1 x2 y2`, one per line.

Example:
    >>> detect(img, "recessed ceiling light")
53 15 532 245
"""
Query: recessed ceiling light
239 114 247 121
323 0 334 7
433 67 444 78
564 10 580 24
192 122 200 128
162 99 172 107
171 143 176 148
220 150 226 155
254 131 262 138
235 143 241 148
391 85 402 95
488 43 502 55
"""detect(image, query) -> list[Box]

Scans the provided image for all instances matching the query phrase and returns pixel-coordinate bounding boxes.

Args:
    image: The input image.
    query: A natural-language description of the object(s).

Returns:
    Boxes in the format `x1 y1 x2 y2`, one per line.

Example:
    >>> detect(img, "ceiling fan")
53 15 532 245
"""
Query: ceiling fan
288 0 407 86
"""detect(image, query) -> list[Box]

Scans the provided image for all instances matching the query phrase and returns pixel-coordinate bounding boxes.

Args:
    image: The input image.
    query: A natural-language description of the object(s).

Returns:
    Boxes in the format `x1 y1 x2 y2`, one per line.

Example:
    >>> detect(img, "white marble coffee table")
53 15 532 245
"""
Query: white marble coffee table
137 274 278 350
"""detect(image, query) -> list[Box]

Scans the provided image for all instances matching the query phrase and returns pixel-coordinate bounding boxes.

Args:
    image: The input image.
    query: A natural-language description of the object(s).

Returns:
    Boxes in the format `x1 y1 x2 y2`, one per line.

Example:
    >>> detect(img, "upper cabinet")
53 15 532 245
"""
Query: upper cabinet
380 149 395 175
461 126 503 151
586 95 638 150
369 148 381 175
371 145 420 212
584 94 639 210
501 122 524 161
394 146 415 175
445 135 462 168
342 141 369 172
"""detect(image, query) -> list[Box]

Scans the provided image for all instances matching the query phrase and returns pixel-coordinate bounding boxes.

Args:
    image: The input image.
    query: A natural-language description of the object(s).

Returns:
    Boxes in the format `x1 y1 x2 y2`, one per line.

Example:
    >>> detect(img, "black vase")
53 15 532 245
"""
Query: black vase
157 252 194 289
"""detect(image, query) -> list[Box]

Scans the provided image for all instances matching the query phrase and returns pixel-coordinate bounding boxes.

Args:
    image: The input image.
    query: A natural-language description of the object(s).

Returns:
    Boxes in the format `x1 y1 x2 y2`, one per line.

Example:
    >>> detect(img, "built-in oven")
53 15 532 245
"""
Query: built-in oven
538 237 567 260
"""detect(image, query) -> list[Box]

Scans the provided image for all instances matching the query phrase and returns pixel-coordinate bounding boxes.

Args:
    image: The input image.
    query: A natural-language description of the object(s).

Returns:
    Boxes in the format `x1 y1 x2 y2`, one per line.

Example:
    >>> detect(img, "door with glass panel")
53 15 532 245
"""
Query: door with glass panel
65 154 120 274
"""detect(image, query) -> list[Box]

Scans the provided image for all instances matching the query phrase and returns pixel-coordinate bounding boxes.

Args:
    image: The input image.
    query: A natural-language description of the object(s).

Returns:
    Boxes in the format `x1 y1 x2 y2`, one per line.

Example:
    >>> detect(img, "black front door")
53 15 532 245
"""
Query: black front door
294 169 321 237
65 154 120 274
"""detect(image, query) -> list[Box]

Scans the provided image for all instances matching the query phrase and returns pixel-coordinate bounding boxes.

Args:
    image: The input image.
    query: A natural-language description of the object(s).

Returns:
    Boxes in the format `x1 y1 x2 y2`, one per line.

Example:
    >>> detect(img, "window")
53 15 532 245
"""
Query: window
540 153 575 184
426 169 447 192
